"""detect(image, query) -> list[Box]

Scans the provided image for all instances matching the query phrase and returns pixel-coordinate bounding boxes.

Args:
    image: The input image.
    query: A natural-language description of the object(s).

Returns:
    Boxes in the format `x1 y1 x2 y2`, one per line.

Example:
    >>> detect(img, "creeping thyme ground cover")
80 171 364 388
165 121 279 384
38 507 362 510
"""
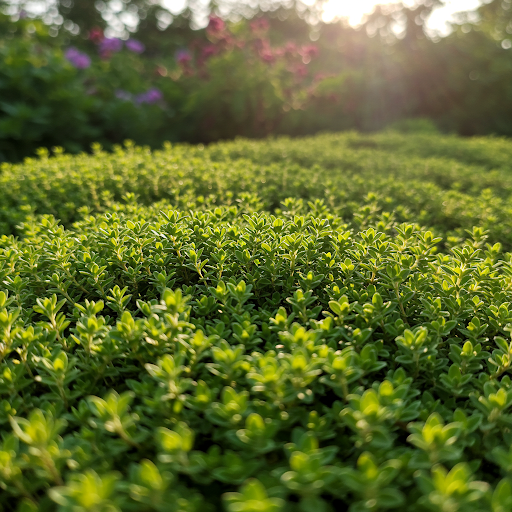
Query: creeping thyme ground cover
3 131 512 249
2 133 512 511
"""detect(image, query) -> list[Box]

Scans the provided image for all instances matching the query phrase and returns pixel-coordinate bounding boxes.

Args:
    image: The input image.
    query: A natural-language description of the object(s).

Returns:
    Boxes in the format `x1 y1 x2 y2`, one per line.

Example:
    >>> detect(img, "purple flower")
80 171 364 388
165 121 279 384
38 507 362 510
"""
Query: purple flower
99 38 123 56
176 48 192 65
126 39 145 54
65 47 91 69
135 88 164 105
115 89 133 101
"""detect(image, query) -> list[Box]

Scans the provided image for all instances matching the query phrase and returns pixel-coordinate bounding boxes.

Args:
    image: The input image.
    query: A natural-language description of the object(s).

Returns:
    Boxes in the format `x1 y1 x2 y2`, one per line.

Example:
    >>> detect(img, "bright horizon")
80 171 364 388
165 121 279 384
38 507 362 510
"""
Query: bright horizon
161 0 484 33
322 0 483 34
8 0 485 34
322 0 482 24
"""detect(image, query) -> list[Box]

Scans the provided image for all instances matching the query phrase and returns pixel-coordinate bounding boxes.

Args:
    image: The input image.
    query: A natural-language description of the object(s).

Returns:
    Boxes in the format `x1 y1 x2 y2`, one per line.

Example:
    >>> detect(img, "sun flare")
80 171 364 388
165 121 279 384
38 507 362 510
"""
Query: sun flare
322 0 395 24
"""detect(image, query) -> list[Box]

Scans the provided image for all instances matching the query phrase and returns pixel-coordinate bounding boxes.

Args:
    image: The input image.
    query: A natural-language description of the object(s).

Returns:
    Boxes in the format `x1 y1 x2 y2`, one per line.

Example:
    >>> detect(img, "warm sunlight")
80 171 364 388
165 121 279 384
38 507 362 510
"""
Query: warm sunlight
322 0 398 24
157 0 485 33
322 0 483 32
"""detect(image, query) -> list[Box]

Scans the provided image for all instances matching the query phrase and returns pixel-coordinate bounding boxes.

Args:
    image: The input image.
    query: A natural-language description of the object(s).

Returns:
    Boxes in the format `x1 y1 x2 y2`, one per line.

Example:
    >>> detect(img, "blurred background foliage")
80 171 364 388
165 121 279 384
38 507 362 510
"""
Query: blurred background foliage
2 0 512 162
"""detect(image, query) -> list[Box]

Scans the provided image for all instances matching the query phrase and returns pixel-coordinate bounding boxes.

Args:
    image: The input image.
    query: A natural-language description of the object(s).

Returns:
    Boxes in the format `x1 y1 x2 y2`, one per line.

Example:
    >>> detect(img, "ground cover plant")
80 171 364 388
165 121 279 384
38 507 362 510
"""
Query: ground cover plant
3 132 512 511
2 131 512 247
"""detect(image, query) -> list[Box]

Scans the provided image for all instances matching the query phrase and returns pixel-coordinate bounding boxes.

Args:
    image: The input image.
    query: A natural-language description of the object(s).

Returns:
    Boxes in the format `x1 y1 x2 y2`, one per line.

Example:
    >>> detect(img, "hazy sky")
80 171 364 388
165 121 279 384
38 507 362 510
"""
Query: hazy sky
160 0 484 33
322 0 482 32
12 0 485 34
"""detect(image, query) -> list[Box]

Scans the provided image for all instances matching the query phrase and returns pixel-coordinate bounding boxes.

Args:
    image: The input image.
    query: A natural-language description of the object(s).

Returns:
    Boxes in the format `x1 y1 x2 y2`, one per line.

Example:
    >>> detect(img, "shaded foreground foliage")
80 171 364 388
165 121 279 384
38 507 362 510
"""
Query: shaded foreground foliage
2 133 512 510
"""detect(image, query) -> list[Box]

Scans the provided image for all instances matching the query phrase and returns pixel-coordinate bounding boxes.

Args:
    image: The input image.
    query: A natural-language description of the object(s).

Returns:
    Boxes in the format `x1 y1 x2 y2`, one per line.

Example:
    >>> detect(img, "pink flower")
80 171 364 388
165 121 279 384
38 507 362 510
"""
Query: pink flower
284 42 298 56
254 38 276 63
276 42 300 61
207 15 226 37
260 48 276 64
89 27 104 44
300 45 319 59
202 45 217 59
293 64 309 79
250 18 269 34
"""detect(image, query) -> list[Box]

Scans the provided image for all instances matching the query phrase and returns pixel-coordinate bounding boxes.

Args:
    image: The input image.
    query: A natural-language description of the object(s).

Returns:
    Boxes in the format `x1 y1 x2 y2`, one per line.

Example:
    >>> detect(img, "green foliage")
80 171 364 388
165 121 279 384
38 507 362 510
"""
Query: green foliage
3 6 512 509
4 131 512 251
6 0 512 161
0 28 99 163
1 147 512 509
0 15 184 163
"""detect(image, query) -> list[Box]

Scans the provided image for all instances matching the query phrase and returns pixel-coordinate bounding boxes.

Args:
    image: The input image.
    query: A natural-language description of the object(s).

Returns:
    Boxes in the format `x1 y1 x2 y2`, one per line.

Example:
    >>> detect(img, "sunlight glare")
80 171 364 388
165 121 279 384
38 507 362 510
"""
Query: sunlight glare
322 0 484 33
322 0 396 25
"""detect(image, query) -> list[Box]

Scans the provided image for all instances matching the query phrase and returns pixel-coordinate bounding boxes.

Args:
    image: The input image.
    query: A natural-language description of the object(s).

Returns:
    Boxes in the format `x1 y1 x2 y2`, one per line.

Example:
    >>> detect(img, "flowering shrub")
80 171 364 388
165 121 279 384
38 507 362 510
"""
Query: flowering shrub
2 133 512 508
159 15 326 141
6 1 512 160
0 12 335 160
0 14 183 162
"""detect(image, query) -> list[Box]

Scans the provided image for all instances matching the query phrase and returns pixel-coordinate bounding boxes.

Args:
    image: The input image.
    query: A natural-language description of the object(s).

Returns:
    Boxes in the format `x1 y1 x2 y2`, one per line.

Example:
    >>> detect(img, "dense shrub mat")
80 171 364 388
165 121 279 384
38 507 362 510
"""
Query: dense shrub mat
1 200 512 511
3 131 512 248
